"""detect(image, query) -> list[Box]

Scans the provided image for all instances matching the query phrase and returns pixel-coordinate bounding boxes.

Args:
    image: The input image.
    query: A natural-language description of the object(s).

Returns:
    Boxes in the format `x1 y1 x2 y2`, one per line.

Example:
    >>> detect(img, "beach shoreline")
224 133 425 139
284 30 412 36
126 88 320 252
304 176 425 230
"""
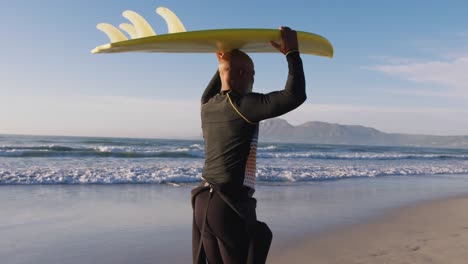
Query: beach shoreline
270 194 468 264
2 175 468 263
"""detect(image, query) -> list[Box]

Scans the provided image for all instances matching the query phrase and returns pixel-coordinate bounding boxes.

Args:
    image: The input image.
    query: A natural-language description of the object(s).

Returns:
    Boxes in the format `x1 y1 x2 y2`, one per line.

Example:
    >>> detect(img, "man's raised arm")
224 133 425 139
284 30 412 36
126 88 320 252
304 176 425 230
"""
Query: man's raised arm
236 26 306 123
201 70 221 104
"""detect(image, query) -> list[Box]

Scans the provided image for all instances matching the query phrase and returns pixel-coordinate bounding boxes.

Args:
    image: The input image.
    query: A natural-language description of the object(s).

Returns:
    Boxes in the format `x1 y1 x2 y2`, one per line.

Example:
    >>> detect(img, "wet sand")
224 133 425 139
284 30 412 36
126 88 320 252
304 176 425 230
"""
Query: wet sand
270 195 468 264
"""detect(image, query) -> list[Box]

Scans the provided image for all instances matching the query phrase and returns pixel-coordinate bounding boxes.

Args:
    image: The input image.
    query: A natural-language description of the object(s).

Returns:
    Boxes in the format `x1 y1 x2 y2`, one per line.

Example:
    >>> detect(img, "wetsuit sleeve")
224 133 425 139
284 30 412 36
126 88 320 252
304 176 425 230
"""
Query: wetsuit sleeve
201 70 221 104
237 51 306 123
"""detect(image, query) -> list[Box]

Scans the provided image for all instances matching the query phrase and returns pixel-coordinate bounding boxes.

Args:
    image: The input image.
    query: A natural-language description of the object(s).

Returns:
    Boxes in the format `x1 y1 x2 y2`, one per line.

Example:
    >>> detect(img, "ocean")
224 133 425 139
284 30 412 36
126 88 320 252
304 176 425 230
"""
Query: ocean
2 134 468 263
1 134 468 185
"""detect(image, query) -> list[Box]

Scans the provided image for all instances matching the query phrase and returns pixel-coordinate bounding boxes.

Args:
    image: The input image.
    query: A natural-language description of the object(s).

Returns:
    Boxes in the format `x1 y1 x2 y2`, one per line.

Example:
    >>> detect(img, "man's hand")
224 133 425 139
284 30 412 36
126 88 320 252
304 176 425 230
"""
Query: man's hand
269 26 299 55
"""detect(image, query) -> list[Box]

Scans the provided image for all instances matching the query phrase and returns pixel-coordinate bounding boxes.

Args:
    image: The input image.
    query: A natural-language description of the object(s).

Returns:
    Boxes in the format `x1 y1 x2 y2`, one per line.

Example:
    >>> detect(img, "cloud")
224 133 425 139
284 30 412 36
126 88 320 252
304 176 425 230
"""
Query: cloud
368 55 468 98
455 31 468 38
368 55 424 65
366 31 468 99
379 88 457 99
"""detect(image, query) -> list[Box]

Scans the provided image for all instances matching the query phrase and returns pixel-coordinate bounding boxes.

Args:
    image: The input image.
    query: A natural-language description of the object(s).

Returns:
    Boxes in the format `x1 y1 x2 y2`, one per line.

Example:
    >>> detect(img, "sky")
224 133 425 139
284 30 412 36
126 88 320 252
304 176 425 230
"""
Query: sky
1 0 468 138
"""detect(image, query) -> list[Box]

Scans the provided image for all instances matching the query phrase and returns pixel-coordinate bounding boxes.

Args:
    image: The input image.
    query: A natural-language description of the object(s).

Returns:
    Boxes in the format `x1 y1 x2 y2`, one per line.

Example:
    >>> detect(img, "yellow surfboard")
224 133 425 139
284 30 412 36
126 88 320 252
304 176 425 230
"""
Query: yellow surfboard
91 7 333 58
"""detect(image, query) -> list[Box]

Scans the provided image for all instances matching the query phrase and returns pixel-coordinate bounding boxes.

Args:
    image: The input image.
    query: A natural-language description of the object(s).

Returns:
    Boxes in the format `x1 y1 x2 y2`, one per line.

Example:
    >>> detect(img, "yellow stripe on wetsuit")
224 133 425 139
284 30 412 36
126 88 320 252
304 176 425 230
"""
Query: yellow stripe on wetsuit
226 92 258 125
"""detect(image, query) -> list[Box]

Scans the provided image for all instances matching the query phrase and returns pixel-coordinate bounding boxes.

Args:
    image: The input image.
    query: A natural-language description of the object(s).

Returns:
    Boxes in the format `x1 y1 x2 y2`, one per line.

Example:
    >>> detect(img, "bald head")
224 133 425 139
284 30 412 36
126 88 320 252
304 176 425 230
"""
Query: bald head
218 50 253 71
217 50 255 95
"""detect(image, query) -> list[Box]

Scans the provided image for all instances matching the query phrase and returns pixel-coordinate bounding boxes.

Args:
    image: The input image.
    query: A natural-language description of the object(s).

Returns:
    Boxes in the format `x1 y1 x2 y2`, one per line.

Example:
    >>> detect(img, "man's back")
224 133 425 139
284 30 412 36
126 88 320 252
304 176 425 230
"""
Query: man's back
201 50 306 194
193 26 305 264
202 90 259 193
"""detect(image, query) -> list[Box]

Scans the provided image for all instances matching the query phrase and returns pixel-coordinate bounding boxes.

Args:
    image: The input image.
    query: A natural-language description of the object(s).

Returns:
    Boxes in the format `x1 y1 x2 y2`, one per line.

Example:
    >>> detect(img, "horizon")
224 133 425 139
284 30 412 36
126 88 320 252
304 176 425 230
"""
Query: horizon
2 117 468 140
1 1 468 137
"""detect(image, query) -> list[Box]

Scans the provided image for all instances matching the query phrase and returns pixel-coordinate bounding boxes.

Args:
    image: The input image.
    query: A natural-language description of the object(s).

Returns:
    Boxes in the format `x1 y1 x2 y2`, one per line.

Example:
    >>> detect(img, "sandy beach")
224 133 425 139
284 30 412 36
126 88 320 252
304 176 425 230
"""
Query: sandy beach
3 175 468 264
271 195 468 264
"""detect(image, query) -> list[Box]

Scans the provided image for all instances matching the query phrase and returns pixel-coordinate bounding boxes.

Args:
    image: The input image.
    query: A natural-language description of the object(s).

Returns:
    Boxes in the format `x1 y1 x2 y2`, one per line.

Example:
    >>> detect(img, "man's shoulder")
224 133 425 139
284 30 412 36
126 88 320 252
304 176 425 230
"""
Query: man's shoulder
233 92 266 106
245 92 265 96
201 93 229 110
230 91 264 101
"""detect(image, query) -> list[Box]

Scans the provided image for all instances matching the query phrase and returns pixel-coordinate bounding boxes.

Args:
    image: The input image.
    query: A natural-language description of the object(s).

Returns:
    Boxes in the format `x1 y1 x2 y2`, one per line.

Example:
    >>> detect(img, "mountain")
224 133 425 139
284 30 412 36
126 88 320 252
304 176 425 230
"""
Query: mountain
259 119 468 148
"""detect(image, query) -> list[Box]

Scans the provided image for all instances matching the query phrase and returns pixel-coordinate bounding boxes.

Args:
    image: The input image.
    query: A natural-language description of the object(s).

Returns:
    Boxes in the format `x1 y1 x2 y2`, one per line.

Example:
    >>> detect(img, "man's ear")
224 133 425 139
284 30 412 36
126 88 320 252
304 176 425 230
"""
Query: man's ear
216 52 225 61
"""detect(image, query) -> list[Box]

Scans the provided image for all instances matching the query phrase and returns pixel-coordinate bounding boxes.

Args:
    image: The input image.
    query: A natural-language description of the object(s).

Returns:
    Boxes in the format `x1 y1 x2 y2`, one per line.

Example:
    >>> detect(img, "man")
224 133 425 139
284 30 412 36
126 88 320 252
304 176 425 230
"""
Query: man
192 26 306 264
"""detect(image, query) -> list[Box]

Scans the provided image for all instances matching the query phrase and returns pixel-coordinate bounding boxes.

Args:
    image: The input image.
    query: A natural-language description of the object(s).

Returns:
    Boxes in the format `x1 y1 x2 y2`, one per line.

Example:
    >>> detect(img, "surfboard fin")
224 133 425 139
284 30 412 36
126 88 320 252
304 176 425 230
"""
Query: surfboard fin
122 10 157 38
119 23 138 39
156 7 187 33
94 6 187 46
96 23 128 43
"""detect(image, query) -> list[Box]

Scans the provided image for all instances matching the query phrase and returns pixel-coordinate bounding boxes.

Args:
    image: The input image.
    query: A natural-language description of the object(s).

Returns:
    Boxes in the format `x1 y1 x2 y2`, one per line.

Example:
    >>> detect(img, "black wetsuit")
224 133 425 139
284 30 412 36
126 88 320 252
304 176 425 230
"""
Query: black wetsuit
192 51 306 264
